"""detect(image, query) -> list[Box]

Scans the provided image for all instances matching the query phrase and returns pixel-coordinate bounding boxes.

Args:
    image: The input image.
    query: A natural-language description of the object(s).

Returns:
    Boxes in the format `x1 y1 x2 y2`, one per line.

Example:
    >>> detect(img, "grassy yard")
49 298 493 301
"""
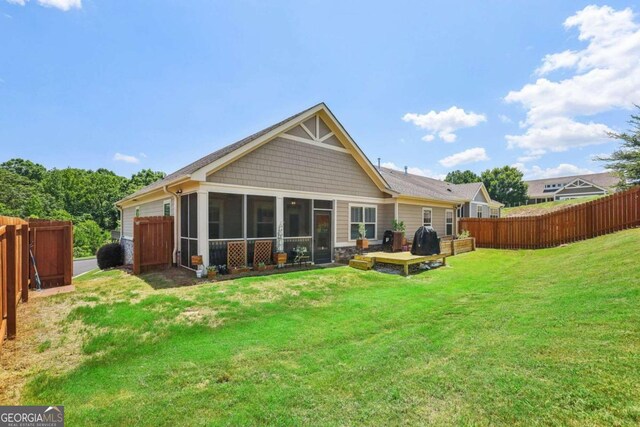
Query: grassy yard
3 229 640 425
503 195 603 217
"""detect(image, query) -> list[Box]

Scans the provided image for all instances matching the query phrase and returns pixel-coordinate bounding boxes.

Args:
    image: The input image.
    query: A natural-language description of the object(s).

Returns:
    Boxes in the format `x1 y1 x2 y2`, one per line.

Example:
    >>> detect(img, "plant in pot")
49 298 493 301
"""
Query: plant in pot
207 265 218 280
274 222 287 267
256 262 266 271
356 223 369 250
392 219 406 250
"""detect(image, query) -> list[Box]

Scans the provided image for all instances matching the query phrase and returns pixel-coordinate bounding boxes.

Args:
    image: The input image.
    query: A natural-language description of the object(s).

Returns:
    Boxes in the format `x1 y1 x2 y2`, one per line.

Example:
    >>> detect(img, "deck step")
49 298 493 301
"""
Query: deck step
353 255 370 261
349 259 373 270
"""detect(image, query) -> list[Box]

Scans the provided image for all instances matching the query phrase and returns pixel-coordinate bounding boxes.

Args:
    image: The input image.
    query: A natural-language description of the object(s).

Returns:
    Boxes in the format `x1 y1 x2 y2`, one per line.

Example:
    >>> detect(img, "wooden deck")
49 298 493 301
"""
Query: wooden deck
360 251 446 276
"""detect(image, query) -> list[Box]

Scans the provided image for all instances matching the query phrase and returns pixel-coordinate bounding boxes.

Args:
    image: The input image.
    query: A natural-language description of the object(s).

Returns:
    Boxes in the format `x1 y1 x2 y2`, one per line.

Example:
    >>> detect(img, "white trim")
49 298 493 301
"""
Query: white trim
278 132 350 153
299 122 316 140
348 203 377 241
162 199 171 216
316 115 320 139
394 201 399 221
318 132 335 143
200 181 392 204
445 209 454 236
135 206 140 217
422 207 433 227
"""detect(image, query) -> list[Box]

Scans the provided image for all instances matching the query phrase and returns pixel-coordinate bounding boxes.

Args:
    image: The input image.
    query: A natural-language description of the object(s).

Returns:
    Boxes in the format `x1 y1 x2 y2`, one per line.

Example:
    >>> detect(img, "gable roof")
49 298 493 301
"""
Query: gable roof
118 103 392 203
525 172 619 198
379 168 503 206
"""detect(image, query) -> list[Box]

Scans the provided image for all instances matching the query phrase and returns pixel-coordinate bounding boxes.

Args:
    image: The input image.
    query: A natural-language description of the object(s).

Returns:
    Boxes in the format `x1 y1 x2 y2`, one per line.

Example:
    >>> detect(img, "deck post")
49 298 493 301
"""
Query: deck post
403 263 409 276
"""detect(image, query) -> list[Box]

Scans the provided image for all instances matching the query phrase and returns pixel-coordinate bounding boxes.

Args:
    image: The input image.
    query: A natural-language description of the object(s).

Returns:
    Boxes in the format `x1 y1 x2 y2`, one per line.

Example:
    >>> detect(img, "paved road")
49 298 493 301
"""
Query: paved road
74 258 98 277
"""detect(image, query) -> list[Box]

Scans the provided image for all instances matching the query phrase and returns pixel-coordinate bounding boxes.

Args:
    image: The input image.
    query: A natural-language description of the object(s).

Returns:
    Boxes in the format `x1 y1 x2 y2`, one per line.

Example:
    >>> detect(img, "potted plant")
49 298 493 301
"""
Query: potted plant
256 262 266 271
207 265 218 280
392 219 406 249
231 265 250 274
274 222 288 267
356 223 369 250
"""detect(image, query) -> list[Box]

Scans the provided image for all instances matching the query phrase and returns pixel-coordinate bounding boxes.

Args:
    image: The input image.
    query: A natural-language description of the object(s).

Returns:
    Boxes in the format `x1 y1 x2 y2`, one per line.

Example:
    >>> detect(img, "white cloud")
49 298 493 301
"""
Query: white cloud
139 152 148 158
505 5 640 157
5 0 81 10
513 162 595 180
498 114 513 124
113 153 140 164
402 106 487 143
381 162 445 180
438 147 489 168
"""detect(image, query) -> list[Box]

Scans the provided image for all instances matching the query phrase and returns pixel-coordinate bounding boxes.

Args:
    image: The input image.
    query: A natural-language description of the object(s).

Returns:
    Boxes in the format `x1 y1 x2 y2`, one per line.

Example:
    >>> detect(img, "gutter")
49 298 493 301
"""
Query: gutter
163 185 180 264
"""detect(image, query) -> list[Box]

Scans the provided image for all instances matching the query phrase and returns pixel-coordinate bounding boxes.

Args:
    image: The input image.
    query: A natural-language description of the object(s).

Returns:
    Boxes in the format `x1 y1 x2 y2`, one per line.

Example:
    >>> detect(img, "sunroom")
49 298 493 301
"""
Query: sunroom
178 191 334 270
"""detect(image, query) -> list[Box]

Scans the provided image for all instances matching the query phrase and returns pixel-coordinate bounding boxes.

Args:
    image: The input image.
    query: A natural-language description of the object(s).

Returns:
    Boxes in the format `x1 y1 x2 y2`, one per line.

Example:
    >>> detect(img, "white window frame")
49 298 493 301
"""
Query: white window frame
349 204 377 241
163 199 171 217
476 206 483 218
135 206 140 217
422 208 433 227
445 209 454 236
490 208 499 218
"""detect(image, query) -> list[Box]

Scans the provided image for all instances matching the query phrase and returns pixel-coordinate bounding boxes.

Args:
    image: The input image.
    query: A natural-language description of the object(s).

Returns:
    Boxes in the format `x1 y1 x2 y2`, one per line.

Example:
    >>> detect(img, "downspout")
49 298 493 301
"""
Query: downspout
117 205 124 242
164 185 180 265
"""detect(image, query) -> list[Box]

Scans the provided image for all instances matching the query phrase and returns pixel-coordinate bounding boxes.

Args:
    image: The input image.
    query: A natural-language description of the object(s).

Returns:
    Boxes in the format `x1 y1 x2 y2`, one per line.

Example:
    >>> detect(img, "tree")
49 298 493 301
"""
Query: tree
597 106 640 189
444 170 481 184
127 169 166 193
0 168 55 218
73 220 109 258
0 158 47 182
481 166 528 206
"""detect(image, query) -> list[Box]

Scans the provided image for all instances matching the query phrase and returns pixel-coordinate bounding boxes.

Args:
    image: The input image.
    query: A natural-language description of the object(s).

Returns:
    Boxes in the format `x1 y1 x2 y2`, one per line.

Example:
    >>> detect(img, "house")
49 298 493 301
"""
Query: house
525 172 619 204
115 103 500 268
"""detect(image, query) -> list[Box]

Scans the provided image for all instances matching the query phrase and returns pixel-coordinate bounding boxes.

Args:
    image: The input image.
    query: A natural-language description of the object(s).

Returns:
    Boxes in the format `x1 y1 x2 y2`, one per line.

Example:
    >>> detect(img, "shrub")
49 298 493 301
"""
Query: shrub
97 243 124 270
457 229 471 239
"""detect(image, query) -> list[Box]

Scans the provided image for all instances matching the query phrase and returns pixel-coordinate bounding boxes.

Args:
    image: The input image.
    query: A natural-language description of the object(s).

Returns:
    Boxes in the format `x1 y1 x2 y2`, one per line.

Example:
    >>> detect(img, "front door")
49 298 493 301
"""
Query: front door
313 210 332 264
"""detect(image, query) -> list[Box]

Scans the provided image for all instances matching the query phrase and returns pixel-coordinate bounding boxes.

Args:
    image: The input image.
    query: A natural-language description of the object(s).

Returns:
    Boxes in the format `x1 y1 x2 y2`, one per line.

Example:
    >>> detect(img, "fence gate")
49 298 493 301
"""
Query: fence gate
28 219 73 288
133 216 174 275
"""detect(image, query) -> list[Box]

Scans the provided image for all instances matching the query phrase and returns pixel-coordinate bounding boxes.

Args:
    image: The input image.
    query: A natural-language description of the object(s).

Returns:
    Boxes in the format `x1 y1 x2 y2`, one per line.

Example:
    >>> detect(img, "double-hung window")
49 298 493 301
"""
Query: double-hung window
422 208 432 227
477 206 483 218
445 210 454 235
490 208 499 218
350 205 376 240
163 200 171 216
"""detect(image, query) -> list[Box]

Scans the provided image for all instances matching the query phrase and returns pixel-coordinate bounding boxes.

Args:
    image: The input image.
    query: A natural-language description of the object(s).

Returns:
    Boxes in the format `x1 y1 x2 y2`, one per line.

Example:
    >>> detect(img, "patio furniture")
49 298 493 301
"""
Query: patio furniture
252 240 272 268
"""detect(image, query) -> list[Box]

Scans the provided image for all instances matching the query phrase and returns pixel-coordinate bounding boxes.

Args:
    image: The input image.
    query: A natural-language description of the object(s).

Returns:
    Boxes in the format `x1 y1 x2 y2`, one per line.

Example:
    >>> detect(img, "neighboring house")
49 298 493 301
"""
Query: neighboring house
115 103 500 268
525 172 619 204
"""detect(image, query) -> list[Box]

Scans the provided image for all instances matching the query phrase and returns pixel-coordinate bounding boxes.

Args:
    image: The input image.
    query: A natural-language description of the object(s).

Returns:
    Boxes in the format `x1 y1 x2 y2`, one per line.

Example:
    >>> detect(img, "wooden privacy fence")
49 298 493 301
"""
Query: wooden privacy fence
133 216 174 274
0 216 73 348
28 219 73 287
0 218 29 346
459 186 640 249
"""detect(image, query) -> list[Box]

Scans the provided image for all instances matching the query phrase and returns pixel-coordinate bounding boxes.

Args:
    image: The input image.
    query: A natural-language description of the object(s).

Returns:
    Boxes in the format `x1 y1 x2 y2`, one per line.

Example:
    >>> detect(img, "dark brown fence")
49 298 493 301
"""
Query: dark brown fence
0 218 29 347
133 216 174 274
28 219 73 287
459 186 640 249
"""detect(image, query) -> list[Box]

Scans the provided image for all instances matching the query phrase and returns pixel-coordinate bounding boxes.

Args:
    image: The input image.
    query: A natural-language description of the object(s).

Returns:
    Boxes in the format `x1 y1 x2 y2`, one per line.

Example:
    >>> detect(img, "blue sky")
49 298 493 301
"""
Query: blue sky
1 1 639 180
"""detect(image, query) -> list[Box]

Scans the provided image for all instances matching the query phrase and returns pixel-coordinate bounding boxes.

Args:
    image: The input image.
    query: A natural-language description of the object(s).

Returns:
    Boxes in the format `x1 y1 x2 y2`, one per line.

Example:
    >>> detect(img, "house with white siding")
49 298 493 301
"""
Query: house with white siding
115 103 500 268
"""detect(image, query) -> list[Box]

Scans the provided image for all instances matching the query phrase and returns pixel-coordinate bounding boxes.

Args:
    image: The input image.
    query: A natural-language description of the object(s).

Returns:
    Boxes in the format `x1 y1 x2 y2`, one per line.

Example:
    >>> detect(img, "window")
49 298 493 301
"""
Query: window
490 208 499 218
284 198 311 237
476 206 483 218
163 200 171 217
247 195 276 238
457 205 464 218
208 193 243 239
350 205 376 240
422 208 432 227
135 206 140 217
314 200 333 210
445 210 454 235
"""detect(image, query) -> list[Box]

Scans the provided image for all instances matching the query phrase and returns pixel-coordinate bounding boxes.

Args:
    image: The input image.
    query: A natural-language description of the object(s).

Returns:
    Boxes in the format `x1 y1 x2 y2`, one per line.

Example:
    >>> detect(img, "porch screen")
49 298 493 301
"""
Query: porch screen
208 193 243 239
284 198 311 237
247 195 276 238
180 193 198 268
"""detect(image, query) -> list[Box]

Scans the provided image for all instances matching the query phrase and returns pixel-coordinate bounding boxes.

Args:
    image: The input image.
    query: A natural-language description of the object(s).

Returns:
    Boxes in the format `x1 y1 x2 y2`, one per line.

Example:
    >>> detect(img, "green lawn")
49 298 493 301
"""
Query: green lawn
18 229 640 425
503 195 603 217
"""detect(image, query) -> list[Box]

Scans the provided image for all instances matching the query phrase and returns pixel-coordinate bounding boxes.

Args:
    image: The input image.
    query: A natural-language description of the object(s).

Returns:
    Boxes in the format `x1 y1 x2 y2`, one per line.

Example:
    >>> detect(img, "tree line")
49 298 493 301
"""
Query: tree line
0 159 165 257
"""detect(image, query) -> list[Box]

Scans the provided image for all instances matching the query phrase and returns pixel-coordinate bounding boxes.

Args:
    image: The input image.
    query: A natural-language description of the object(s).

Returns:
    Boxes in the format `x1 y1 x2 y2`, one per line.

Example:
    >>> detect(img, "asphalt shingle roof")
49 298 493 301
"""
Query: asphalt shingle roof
526 172 619 198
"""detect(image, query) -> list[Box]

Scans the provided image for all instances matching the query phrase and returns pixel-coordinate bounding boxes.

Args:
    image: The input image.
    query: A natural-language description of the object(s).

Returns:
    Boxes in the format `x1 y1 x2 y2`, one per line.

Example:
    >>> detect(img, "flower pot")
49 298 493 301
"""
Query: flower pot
196 269 204 278
231 266 250 274
356 239 369 250
274 253 287 266
207 270 217 280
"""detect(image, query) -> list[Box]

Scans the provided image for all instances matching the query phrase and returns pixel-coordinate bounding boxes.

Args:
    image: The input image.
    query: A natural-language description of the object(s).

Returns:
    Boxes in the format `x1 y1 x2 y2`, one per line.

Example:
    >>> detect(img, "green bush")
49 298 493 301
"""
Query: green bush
74 220 109 258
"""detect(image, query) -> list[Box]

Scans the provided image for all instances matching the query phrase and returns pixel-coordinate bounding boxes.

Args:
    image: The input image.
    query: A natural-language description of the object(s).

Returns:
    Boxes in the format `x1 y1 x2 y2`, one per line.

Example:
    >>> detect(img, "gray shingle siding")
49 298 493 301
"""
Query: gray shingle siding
207 137 386 198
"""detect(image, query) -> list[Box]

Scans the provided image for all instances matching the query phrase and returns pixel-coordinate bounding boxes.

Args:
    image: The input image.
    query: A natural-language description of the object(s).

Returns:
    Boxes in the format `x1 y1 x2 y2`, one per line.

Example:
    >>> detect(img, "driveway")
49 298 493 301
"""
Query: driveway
74 258 98 277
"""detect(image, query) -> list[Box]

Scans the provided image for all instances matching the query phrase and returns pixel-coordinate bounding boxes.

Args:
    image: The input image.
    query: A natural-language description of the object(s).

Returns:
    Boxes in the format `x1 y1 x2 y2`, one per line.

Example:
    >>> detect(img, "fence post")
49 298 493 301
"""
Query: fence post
133 219 141 275
6 225 17 340
21 225 28 302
